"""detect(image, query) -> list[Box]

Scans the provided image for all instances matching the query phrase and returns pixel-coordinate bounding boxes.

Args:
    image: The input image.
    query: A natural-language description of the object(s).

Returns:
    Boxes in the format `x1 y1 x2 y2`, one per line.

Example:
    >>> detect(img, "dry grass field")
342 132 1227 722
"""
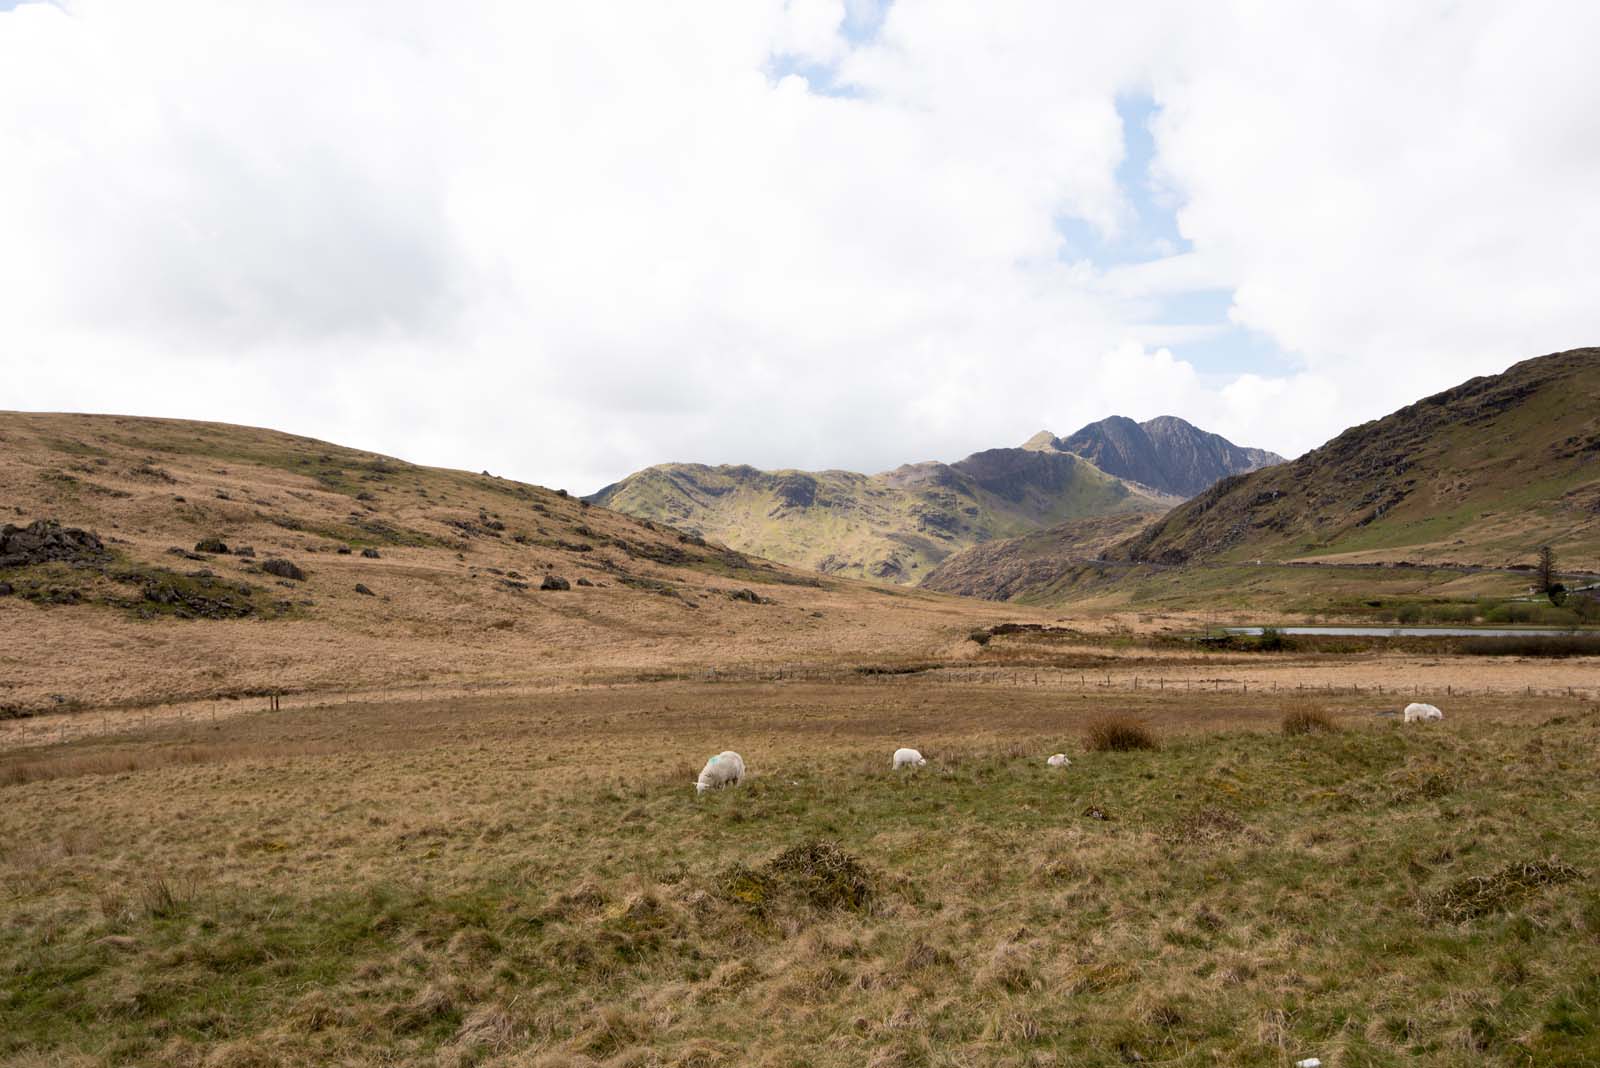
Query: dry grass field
4 672 1600 1067
6 412 1600 1066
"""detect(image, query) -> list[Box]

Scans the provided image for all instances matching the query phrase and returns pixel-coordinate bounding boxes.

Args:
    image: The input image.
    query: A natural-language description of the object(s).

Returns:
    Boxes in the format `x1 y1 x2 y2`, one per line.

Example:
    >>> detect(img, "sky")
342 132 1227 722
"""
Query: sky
3 0 1598 493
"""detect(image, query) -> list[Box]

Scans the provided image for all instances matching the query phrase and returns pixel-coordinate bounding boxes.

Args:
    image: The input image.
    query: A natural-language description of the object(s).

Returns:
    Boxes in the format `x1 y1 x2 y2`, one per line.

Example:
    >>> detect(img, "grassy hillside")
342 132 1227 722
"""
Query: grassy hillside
0 412 1032 715
920 511 1163 601
589 450 1173 585
1109 348 1600 571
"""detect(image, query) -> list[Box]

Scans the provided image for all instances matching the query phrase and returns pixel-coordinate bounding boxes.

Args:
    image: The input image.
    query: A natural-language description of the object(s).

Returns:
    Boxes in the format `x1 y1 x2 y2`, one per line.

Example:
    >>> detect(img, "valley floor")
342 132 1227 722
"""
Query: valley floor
4 648 1600 1066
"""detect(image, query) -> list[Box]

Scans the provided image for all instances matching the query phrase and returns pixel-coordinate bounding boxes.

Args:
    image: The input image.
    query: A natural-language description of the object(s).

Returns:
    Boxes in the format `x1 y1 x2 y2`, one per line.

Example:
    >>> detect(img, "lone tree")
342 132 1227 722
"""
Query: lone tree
1536 545 1568 604
1537 545 1557 592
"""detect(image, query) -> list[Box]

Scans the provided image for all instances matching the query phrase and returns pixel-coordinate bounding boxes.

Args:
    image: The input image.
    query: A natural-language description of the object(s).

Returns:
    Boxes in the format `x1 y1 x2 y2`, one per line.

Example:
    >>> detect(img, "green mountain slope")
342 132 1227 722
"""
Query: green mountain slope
589 448 1177 583
1111 347 1600 570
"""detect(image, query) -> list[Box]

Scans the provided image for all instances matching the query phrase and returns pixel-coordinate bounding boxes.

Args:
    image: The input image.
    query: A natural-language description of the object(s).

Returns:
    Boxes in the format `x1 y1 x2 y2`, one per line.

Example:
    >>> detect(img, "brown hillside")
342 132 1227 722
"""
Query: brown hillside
0 413 1036 714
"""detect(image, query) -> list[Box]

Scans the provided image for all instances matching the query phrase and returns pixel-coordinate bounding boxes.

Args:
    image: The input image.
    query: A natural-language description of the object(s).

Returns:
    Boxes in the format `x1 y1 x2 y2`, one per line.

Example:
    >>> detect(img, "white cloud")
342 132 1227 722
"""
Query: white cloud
2 0 1596 489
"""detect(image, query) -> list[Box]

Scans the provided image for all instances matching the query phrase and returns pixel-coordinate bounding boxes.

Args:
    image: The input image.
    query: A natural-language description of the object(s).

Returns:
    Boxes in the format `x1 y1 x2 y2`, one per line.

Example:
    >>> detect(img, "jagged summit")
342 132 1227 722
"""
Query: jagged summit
1028 415 1284 498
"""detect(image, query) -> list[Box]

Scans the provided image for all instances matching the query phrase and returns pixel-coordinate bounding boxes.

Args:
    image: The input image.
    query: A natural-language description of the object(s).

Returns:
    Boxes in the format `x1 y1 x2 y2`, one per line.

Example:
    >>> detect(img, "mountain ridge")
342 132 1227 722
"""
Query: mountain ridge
589 448 1173 584
591 415 1280 584
1028 414 1285 497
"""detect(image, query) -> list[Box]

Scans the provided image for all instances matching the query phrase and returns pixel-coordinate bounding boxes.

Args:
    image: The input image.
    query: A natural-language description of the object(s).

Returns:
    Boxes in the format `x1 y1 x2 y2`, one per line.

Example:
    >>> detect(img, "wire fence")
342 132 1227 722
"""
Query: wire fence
6 661 1596 753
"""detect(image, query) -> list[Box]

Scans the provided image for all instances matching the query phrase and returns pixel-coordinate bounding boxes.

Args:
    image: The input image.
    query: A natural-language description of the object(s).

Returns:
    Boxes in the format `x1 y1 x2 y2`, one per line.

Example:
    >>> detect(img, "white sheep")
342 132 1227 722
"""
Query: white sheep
695 751 745 793
1046 753 1071 767
893 747 926 769
1403 702 1443 723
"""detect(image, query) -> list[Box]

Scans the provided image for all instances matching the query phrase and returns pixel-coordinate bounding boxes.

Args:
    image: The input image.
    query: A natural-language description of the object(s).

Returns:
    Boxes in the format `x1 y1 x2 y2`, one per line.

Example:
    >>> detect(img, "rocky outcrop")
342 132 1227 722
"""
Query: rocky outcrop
0 519 107 568
262 558 307 581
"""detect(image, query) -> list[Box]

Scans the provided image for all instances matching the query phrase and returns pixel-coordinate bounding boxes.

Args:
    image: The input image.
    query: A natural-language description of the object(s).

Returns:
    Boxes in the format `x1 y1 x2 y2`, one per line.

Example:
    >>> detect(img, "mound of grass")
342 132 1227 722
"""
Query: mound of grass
1282 707 1340 735
719 841 874 916
1423 859 1584 922
1163 806 1246 845
1084 715 1159 752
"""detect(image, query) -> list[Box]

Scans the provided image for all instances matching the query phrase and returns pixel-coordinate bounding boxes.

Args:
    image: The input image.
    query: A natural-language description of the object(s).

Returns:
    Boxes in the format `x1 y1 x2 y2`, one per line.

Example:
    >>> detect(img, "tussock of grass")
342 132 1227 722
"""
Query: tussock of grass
1423 859 1584 922
1163 806 1247 845
1282 706 1340 735
720 841 874 917
1083 714 1159 751
976 939 1040 992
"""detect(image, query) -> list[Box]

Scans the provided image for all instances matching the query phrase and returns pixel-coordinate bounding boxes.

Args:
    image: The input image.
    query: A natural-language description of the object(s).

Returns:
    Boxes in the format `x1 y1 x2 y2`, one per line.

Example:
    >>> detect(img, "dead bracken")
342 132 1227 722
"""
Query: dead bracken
1422 859 1584 922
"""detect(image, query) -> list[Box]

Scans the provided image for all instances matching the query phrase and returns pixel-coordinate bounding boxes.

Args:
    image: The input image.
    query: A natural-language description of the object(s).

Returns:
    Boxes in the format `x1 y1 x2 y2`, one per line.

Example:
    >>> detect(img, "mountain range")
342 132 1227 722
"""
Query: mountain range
589 417 1281 584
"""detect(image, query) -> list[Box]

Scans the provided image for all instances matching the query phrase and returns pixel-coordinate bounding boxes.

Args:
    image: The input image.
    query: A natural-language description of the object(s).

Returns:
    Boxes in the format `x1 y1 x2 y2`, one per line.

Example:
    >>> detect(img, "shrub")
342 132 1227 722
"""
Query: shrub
1282 707 1339 735
1084 715 1158 752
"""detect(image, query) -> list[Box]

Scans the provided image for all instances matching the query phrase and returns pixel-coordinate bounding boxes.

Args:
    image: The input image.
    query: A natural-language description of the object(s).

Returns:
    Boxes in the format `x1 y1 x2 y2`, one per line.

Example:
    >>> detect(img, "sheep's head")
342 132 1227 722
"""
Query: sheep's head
695 780 708 794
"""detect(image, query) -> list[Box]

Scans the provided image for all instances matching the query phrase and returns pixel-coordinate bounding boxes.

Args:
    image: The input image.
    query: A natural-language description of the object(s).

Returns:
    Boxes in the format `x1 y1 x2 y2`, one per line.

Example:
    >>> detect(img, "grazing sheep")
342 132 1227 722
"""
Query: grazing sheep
695 751 745 793
893 747 926 769
1403 702 1443 723
1046 753 1071 768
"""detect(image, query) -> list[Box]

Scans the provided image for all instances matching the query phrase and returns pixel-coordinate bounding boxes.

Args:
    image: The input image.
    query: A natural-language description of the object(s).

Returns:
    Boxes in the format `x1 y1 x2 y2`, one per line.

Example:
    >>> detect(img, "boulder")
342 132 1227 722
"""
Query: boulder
262 558 307 581
194 537 229 554
361 548 381 559
354 583 375 596
540 575 571 591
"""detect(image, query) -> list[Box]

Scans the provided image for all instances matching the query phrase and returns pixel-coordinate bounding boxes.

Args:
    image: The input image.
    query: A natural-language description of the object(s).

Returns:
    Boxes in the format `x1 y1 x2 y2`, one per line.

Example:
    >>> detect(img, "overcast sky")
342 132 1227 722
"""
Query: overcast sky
4 1 1597 493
